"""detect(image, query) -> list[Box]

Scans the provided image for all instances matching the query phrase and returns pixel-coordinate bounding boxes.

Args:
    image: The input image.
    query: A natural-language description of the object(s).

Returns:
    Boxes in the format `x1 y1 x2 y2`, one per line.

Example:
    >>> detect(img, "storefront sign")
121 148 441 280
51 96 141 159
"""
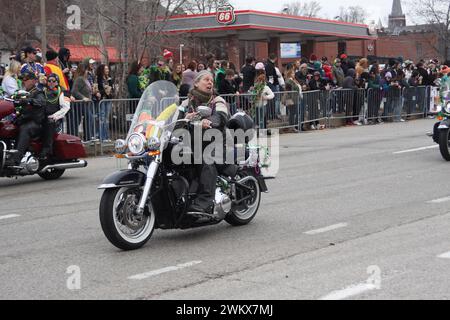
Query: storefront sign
217 5 236 25
82 34 100 46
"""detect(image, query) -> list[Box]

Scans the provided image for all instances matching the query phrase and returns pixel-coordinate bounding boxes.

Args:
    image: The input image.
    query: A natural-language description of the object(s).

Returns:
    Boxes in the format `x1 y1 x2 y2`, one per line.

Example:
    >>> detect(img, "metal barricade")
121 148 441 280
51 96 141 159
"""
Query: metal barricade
96 99 140 155
301 90 327 129
402 86 428 117
328 88 366 124
64 100 96 142
76 86 437 157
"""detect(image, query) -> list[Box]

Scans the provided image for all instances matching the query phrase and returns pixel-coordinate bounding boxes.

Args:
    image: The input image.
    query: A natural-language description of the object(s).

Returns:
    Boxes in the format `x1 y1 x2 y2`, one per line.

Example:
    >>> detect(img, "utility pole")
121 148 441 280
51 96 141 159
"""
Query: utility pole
40 0 47 61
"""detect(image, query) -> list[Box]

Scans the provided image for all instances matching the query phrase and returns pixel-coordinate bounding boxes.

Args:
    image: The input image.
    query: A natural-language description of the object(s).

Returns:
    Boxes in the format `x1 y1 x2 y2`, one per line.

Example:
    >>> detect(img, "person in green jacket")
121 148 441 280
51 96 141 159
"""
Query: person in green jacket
127 61 142 99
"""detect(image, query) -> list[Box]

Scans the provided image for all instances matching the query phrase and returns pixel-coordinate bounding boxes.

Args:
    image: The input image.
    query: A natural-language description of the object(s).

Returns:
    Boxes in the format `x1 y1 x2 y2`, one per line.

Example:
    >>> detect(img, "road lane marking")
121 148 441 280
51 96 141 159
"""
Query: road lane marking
319 283 378 300
128 261 202 280
438 251 450 259
427 196 450 204
393 145 438 154
0 214 20 220
304 223 348 235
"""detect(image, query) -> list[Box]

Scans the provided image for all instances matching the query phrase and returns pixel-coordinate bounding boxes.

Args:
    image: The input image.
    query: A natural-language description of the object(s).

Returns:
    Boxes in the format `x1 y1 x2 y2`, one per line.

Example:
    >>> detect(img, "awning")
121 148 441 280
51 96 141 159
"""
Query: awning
55 45 120 63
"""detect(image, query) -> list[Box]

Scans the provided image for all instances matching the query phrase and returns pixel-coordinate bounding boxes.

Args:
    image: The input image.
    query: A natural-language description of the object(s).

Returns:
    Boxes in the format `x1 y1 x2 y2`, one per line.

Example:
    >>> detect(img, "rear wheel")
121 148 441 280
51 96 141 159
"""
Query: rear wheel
225 174 261 226
38 169 65 180
439 129 450 161
99 187 155 250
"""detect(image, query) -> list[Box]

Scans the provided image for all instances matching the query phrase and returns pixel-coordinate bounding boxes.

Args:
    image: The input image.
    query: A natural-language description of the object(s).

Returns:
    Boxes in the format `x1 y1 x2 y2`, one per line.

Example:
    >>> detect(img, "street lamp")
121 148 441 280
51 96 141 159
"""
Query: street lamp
180 44 185 64
40 0 47 61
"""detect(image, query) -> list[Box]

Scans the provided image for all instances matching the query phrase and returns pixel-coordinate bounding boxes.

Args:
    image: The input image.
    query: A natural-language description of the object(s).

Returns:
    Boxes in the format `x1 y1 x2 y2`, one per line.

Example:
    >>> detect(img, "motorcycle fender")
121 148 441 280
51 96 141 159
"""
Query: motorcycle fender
438 120 450 130
257 176 269 193
98 170 145 189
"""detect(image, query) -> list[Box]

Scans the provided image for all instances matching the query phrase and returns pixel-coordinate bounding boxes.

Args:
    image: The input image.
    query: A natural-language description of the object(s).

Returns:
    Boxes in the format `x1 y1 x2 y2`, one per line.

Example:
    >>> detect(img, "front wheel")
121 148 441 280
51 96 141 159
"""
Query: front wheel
226 175 261 226
439 129 450 161
99 187 156 250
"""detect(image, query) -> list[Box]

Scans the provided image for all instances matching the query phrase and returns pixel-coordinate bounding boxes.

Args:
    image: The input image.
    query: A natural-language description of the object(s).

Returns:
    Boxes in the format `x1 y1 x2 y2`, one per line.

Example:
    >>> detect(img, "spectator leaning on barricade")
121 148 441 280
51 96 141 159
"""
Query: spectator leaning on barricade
97 64 114 142
265 54 281 122
70 62 95 141
241 56 256 93
218 68 240 115
332 58 345 88
341 68 362 126
295 63 310 90
284 69 303 132
308 71 328 130
251 63 274 130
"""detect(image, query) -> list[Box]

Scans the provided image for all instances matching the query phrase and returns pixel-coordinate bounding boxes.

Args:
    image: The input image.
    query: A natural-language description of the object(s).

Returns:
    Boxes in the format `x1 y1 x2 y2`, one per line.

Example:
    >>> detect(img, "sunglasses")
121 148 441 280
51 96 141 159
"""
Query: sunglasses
48 79 58 83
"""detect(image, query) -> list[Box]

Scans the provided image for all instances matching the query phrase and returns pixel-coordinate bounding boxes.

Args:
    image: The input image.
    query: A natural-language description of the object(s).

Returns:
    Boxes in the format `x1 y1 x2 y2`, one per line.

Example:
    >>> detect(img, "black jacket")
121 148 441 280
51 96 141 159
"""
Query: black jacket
241 64 256 92
16 87 46 125
265 60 279 87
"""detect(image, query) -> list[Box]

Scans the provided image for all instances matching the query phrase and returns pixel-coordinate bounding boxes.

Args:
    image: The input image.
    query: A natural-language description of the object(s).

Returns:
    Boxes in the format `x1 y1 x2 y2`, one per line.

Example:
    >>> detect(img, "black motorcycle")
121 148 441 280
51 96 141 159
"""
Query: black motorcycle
98 81 270 250
431 93 450 160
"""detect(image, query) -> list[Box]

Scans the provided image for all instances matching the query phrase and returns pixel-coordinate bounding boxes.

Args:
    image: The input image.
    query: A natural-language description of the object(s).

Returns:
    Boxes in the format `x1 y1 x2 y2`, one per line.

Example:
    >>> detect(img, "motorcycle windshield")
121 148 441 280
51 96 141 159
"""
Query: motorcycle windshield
128 80 180 140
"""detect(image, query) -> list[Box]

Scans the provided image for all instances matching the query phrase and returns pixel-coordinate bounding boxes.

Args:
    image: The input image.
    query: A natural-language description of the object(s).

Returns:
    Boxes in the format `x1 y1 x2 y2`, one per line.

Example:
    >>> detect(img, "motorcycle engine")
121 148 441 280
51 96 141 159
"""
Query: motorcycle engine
19 152 39 174
214 188 232 218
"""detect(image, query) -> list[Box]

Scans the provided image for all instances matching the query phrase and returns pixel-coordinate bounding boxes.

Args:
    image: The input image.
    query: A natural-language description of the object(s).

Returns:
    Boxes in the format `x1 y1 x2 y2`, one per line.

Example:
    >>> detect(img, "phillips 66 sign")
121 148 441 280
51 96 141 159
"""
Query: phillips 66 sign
217 5 236 25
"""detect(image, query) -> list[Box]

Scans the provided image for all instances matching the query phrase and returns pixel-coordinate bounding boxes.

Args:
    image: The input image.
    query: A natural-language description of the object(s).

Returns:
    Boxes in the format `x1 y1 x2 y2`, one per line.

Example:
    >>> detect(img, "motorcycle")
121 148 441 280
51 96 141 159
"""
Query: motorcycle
431 91 450 161
98 81 271 250
0 91 87 179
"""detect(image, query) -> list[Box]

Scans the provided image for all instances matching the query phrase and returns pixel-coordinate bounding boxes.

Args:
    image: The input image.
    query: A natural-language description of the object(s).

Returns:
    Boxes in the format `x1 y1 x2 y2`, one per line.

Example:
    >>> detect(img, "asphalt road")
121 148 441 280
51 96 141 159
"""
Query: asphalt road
1 118 450 300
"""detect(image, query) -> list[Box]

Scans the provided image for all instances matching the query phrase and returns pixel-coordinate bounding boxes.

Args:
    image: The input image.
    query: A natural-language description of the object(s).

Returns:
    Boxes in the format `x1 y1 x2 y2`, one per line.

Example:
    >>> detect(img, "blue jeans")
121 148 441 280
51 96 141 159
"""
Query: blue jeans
99 100 112 141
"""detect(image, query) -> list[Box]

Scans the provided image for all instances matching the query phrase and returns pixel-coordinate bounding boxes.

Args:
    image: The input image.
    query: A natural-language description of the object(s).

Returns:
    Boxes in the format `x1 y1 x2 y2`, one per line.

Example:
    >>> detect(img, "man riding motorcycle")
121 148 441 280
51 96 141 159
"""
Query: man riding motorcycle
177 70 230 215
5 71 46 166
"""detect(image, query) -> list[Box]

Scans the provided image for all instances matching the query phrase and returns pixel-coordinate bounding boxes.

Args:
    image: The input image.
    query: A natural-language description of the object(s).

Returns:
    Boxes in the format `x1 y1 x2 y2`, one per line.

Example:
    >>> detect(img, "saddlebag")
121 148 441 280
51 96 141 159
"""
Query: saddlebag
53 134 87 160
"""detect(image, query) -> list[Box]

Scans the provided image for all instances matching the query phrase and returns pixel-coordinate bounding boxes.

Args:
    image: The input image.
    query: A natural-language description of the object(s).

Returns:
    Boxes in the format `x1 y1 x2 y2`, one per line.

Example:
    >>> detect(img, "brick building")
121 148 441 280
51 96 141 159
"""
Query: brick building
162 0 445 70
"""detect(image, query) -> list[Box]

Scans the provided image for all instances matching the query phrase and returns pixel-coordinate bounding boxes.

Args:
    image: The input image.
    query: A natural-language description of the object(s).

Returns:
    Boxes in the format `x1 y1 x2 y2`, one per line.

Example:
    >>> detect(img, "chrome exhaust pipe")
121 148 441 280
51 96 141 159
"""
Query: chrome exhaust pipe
39 160 88 173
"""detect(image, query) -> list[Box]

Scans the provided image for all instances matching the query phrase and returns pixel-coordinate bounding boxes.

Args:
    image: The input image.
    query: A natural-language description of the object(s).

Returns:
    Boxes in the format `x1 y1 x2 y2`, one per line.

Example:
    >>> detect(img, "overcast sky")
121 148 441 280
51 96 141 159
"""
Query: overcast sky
230 0 417 25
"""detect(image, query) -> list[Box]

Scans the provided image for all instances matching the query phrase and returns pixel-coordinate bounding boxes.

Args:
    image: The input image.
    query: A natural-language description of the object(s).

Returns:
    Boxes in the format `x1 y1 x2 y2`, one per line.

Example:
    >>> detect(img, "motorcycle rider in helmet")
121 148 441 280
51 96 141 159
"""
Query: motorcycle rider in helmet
5 71 46 166
177 70 230 215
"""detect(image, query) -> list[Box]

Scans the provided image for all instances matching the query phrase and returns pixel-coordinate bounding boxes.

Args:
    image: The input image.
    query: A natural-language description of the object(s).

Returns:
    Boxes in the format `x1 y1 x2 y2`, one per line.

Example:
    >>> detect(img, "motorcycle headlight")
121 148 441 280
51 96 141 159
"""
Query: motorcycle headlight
127 133 146 155
147 137 161 151
114 139 127 154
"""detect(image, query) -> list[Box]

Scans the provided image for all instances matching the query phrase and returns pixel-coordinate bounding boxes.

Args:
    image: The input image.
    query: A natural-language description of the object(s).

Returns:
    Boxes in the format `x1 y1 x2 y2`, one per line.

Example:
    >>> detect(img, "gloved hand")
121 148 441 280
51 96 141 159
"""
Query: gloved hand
48 114 58 122
18 98 32 106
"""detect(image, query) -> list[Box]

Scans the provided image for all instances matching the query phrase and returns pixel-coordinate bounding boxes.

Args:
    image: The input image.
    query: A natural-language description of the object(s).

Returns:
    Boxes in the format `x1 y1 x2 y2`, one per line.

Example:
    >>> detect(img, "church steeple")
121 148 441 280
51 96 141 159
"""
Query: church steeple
389 0 406 29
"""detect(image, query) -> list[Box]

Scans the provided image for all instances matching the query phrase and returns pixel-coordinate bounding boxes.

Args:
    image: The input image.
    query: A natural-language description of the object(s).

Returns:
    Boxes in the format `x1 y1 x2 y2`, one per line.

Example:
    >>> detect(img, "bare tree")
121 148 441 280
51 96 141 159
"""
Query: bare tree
281 1 322 18
0 0 41 51
336 6 368 24
409 0 450 60
89 0 188 96
182 0 229 14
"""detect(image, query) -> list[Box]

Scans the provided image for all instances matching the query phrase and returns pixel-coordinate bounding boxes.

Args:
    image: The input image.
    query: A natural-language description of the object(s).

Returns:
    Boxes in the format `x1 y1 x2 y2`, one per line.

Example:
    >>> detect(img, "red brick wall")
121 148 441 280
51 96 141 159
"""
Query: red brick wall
374 33 441 61
315 42 338 62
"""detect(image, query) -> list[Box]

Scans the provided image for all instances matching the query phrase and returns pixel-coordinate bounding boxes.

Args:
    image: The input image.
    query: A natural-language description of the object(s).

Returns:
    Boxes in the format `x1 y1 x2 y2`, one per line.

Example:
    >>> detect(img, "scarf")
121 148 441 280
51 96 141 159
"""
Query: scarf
45 86 61 105
188 88 213 111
